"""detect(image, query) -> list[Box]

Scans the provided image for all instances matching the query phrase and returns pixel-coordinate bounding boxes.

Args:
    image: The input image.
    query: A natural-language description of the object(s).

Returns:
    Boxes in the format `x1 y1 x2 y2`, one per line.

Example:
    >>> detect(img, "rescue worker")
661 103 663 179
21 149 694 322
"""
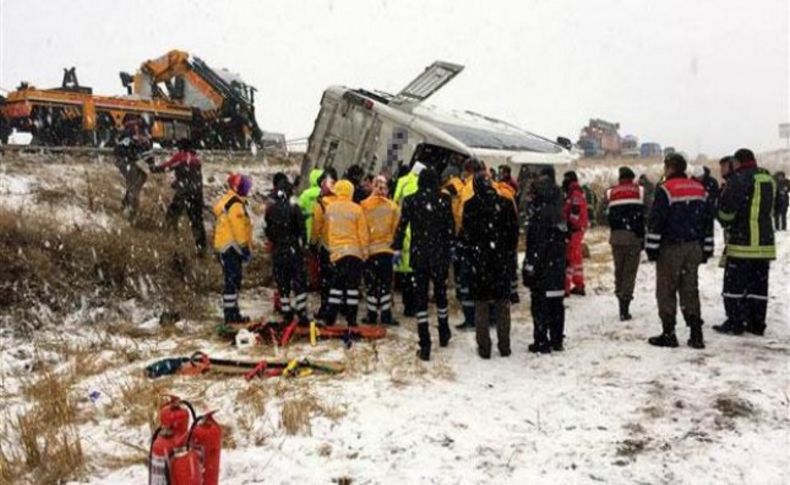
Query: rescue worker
311 168 338 320
645 154 710 349
298 167 324 241
463 174 519 359
692 165 720 259
441 164 470 320
392 161 426 317
562 171 588 296
361 175 400 325
714 148 776 336
639 174 656 212
454 158 483 330
604 167 645 321
717 156 736 269
322 179 369 326
344 164 369 203
213 173 253 323
265 174 309 324
494 175 520 304
113 120 153 222
148 138 207 253
774 171 788 231
523 167 567 353
498 165 518 192
393 168 454 361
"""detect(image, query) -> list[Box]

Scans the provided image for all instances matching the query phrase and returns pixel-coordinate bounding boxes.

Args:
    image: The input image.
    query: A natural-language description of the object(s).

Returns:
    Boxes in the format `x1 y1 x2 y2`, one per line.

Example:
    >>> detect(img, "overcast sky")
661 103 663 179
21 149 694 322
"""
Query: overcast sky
1 0 788 156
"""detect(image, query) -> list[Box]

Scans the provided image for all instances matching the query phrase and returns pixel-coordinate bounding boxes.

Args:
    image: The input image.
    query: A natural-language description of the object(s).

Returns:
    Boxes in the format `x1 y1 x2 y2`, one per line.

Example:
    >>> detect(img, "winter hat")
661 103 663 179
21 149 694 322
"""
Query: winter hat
333 179 354 198
540 166 556 181
411 161 427 175
272 172 289 190
734 148 755 164
228 173 253 197
418 167 439 191
618 166 636 181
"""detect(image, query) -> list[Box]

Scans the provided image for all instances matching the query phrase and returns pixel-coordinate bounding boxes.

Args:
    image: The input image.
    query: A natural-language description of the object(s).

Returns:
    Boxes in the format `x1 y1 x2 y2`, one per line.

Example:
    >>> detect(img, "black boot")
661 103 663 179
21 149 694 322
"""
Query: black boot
745 321 766 336
416 323 431 361
712 319 744 335
648 318 679 348
618 298 632 321
438 319 451 347
687 319 705 349
528 342 552 354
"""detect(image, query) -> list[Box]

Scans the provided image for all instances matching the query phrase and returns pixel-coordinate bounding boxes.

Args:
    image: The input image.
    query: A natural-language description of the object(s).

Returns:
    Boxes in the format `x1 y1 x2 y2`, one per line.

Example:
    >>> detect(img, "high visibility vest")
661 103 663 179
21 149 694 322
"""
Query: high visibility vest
213 190 252 253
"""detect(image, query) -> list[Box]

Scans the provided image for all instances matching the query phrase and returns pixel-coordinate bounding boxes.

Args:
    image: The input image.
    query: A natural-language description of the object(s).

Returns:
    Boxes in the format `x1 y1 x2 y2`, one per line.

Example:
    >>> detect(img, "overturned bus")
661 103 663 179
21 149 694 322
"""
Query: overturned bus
300 61 576 189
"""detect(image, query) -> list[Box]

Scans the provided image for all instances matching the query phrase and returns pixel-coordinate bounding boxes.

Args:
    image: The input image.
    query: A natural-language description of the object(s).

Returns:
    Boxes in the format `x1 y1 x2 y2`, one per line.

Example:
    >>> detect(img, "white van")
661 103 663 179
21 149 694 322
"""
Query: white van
300 61 576 187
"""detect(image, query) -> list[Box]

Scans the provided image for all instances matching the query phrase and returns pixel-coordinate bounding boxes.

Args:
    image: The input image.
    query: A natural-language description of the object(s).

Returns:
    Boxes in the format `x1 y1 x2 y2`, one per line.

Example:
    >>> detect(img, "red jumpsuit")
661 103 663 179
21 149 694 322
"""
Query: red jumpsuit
564 181 588 293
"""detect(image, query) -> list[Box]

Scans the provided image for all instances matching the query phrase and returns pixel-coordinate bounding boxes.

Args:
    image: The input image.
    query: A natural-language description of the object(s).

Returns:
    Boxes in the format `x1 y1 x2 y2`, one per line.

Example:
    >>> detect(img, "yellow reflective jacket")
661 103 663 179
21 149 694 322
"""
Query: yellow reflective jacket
213 190 252 253
361 195 400 255
442 176 465 235
325 181 369 262
311 194 337 246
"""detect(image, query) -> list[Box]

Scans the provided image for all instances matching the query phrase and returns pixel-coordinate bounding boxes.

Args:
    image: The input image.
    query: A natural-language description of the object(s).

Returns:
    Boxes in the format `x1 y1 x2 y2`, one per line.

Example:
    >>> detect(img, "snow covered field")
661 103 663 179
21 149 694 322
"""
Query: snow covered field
0 155 788 484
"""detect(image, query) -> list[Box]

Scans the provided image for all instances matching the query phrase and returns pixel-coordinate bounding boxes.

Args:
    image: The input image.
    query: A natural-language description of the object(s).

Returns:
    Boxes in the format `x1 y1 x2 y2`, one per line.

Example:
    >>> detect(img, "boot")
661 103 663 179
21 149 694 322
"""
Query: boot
687 319 705 349
618 298 632 321
712 319 744 335
438 319 452 347
528 342 552 354
745 321 766 336
477 347 491 359
362 311 378 325
455 306 476 330
648 318 679 348
416 323 431 361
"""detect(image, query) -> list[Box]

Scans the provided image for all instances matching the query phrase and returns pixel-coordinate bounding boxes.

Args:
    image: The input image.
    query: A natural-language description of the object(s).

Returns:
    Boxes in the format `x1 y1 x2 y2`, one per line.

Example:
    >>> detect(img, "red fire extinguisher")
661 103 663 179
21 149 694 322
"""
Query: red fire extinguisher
190 411 222 485
169 445 203 485
159 395 195 436
149 428 186 485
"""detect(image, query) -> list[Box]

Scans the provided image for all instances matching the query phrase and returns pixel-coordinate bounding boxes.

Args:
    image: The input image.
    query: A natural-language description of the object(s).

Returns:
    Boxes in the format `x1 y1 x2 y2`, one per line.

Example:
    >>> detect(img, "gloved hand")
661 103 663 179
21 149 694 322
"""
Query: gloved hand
241 246 252 265
393 250 402 267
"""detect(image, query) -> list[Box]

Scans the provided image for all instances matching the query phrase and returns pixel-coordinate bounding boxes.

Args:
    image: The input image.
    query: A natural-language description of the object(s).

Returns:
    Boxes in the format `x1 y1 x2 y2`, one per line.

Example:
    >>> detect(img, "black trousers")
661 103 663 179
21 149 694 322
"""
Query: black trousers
327 256 363 325
530 288 565 347
364 253 394 324
219 250 243 322
414 263 450 330
166 193 207 252
273 251 308 322
723 258 770 330
453 249 475 325
775 209 787 231
317 245 333 319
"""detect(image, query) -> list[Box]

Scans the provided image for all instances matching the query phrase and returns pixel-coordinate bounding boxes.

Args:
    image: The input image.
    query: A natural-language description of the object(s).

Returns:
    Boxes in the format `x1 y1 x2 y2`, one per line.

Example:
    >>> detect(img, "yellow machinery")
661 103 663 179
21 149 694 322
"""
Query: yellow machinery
1 50 262 149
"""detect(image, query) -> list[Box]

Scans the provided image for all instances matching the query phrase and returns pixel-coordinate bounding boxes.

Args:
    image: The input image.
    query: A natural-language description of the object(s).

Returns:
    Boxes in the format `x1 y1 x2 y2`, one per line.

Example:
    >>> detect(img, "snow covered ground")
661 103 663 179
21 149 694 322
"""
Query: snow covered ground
0 156 788 484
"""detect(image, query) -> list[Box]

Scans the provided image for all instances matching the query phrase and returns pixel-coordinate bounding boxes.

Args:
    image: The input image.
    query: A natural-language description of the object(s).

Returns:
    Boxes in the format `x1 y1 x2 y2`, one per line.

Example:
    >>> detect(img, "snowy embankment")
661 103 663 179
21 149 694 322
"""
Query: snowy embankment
0 156 787 484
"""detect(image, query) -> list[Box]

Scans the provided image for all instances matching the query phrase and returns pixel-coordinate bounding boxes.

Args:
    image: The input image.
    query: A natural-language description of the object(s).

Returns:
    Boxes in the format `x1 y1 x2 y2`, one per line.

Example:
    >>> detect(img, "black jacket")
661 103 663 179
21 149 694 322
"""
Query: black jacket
775 179 789 212
523 177 567 291
717 163 775 260
646 174 710 260
265 194 306 261
461 178 519 300
605 181 646 238
393 179 454 271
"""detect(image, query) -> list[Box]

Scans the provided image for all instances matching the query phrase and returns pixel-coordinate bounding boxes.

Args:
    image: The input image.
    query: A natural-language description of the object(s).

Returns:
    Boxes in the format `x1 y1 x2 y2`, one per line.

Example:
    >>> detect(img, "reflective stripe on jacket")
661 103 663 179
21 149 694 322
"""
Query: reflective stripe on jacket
213 190 252 253
325 193 369 263
361 195 400 255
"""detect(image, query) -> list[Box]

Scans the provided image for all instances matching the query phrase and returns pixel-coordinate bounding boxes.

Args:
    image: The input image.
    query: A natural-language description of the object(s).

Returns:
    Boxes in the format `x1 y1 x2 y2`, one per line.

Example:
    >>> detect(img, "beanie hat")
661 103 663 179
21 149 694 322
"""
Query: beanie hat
618 166 636 180
228 173 252 196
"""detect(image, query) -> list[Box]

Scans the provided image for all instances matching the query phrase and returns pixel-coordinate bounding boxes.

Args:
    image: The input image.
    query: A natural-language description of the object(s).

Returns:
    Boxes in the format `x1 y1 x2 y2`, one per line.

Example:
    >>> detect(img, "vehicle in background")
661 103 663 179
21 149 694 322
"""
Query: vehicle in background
640 142 663 158
621 134 639 157
577 118 622 158
300 61 575 189
1 50 262 149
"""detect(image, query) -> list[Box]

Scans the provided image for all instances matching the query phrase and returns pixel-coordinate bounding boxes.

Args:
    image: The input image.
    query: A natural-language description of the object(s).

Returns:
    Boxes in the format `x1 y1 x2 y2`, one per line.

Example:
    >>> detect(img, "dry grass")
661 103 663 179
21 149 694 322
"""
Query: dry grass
107 377 169 434
279 391 347 436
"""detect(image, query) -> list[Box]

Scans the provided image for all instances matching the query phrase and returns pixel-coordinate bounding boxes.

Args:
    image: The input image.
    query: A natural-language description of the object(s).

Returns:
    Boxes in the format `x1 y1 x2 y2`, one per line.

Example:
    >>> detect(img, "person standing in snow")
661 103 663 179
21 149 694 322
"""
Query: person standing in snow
604 167 645 321
392 161 426 317
322 179 369 326
265 174 309 325
645 154 710 349
299 167 324 240
493 175 521 304
310 168 338 320
562 171 588 296
454 158 485 330
462 174 519 359
393 167 454 361
361 176 400 325
714 148 776 336
639 174 656 212
774 171 788 231
523 167 567 353
692 165 719 260
148 138 207 254
113 120 153 222
213 173 253 323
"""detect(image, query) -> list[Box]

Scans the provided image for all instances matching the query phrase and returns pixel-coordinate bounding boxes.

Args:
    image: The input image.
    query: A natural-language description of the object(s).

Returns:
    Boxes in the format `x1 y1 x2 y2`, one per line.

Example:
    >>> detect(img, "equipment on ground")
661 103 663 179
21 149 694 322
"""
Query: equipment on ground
1 50 262 149
216 319 387 346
